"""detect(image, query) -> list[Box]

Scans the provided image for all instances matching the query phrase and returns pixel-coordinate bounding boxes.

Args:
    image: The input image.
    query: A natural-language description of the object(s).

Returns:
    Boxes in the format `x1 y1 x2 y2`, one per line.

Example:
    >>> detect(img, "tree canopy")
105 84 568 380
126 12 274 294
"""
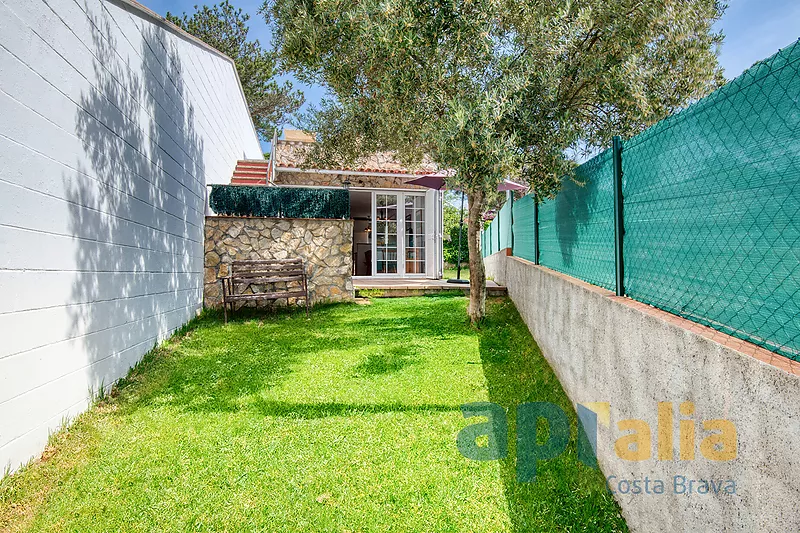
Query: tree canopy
167 1 303 140
265 0 725 320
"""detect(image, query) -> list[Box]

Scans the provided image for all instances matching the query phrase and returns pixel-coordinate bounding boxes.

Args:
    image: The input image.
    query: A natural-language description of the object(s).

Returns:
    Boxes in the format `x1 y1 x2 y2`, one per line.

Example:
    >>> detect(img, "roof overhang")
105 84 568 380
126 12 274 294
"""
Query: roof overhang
274 166 429 179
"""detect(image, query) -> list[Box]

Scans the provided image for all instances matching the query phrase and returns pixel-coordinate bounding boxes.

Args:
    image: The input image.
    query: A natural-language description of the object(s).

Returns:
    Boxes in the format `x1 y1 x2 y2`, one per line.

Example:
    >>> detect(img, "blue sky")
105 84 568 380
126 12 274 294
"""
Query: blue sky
148 0 800 151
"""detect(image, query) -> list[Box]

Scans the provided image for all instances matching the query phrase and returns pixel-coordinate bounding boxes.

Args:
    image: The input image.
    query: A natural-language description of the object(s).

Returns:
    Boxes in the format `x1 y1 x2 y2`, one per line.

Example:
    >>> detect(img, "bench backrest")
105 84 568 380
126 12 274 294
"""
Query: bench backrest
229 259 306 281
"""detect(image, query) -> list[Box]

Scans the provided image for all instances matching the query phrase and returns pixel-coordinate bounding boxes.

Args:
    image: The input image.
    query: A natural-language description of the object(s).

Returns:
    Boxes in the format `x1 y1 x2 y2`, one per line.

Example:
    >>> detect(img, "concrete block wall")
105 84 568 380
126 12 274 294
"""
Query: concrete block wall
0 0 262 474
484 252 800 532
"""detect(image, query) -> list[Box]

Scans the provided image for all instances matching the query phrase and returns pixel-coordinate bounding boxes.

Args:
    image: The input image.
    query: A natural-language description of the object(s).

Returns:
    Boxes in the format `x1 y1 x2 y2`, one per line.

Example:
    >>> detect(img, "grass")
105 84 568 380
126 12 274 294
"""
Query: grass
0 297 626 532
443 264 470 281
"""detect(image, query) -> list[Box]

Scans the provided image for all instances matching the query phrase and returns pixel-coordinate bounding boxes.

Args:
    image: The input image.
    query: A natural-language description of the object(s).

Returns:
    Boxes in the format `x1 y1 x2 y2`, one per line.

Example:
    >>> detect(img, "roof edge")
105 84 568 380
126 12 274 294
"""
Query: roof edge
275 166 432 178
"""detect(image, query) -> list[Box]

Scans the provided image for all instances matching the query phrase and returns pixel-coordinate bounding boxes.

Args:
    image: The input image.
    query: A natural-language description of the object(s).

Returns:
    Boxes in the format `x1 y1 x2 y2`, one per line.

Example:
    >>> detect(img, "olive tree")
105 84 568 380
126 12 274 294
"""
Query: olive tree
266 0 724 322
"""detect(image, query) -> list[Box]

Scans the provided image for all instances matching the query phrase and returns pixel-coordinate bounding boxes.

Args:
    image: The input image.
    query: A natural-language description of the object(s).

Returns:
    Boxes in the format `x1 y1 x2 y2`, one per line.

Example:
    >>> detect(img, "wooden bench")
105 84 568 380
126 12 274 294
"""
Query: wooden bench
220 259 310 323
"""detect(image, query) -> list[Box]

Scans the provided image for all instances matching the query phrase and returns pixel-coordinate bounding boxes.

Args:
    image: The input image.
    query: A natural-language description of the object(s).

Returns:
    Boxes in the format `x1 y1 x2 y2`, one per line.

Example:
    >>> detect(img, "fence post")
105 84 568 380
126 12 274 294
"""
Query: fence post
612 135 625 296
533 192 539 265
509 191 514 255
496 209 501 253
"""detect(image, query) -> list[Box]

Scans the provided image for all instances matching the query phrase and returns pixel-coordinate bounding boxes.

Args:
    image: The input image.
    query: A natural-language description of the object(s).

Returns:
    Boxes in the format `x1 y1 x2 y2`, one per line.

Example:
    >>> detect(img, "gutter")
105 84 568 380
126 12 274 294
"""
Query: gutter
274 167 427 179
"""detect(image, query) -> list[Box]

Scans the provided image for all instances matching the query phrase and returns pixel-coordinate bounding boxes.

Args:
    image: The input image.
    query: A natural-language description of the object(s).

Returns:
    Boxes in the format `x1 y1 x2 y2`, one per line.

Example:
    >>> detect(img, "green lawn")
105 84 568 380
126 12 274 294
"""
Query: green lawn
1 297 626 532
443 265 470 280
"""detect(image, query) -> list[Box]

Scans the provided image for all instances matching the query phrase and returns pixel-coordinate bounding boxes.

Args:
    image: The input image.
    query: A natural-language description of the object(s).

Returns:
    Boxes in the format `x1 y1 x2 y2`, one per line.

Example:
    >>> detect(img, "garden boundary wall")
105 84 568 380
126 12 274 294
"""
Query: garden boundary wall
485 251 800 533
0 0 261 475
483 39 800 363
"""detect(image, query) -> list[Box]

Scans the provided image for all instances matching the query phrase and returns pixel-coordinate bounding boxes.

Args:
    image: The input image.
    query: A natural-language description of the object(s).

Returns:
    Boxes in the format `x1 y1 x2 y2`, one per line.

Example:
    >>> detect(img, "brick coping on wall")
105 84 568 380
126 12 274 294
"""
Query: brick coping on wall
505 254 800 377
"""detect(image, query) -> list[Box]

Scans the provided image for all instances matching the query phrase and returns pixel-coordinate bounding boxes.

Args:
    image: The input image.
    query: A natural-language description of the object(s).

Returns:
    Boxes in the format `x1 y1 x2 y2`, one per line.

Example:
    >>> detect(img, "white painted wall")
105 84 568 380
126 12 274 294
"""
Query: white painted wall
0 0 262 474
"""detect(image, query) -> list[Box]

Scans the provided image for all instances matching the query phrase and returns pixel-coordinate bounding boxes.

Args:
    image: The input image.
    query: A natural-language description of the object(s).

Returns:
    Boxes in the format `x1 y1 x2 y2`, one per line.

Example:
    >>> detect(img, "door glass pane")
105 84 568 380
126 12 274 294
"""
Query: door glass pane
404 195 425 274
376 194 399 274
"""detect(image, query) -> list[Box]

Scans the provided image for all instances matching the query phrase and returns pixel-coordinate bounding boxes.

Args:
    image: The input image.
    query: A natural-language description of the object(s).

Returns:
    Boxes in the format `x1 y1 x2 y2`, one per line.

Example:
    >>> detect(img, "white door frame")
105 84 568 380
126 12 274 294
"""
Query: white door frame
371 190 428 278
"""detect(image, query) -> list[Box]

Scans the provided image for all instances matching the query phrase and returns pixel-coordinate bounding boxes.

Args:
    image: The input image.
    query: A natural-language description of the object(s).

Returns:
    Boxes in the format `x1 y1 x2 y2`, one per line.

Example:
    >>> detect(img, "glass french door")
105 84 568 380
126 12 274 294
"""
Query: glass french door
404 194 426 274
375 193 399 274
373 192 426 276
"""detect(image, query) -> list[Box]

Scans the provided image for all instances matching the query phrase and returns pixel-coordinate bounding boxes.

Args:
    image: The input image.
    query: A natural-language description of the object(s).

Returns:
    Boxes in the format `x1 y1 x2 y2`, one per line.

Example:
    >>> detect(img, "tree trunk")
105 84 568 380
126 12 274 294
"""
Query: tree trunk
466 188 486 323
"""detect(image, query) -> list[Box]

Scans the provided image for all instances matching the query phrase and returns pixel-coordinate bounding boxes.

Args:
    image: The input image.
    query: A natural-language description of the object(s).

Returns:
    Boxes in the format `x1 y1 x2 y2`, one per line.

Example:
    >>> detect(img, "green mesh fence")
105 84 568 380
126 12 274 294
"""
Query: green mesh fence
481 202 512 256
210 185 350 219
512 194 537 262
537 149 616 290
499 201 513 250
494 210 502 251
483 213 497 255
622 41 800 360
485 40 800 361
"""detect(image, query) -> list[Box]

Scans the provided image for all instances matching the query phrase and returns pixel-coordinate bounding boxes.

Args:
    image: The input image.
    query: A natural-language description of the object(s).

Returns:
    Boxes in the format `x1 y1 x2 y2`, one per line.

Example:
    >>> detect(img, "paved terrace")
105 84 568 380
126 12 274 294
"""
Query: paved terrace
354 278 507 297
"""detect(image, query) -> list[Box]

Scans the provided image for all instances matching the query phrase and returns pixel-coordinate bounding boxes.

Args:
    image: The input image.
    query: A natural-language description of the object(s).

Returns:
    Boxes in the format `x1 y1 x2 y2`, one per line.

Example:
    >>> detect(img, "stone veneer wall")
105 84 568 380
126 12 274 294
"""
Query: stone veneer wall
204 217 354 307
274 171 425 190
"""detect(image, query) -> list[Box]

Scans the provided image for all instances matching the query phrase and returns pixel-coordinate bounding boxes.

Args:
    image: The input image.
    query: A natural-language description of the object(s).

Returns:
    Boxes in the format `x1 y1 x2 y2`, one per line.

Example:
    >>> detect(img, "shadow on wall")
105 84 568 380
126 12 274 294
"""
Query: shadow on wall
477 299 626 532
64 2 205 396
553 172 599 267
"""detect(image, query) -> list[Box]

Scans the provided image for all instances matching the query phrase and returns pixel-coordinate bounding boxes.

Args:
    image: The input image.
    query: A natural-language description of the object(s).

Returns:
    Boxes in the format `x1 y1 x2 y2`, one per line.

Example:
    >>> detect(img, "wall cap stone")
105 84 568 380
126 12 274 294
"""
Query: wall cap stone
502 253 800 376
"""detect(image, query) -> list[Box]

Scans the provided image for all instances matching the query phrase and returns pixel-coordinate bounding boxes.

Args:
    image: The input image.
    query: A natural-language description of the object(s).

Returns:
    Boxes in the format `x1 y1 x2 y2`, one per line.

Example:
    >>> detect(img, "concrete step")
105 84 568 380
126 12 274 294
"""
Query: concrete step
231 177 267 185
230 160 269 185
354 284 507 298
233 170 268 178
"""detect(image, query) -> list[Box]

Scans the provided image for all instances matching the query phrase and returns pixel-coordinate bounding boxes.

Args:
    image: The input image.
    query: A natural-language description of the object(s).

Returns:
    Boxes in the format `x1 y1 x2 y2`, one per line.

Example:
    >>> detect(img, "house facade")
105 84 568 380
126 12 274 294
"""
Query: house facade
232 130 445 280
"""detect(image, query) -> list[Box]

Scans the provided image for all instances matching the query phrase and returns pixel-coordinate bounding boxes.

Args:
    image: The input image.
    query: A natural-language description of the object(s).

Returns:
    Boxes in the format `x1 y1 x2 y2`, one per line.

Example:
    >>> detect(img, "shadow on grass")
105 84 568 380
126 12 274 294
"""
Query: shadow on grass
253 400 458 419
111 297 470 417
478 298 627 533
352 346 421 376
111 304 361 414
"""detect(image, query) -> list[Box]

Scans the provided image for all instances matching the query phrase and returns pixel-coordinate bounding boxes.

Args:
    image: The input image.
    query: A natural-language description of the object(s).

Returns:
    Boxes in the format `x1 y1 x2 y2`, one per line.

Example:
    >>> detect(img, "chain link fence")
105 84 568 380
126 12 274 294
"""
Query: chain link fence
482 39 800 361
622 40 800 360
511 194 536 263
538 149 616 291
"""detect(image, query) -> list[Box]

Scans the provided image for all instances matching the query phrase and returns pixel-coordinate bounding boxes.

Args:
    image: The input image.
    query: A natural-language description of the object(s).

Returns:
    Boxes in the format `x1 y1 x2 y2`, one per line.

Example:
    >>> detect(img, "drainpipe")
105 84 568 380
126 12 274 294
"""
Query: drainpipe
612 135 625 296
508 190 514 255
268 129 278 185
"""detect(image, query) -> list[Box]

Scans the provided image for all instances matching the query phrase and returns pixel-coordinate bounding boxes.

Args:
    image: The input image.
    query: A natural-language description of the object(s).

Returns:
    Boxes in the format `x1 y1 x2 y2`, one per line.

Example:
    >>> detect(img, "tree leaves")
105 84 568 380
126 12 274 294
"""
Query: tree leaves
265 0 724 320
167 1 303 140
266 0 723 196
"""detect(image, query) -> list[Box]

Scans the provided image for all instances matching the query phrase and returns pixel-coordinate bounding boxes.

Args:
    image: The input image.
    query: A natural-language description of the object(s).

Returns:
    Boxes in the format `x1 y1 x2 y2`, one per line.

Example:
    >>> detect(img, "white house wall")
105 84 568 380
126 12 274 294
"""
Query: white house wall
0 0 262 474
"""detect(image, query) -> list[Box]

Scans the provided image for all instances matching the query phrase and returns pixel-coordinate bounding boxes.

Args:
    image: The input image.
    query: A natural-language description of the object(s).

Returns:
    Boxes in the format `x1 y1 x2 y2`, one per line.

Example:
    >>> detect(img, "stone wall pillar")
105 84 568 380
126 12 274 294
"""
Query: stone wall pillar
204 216 354 307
